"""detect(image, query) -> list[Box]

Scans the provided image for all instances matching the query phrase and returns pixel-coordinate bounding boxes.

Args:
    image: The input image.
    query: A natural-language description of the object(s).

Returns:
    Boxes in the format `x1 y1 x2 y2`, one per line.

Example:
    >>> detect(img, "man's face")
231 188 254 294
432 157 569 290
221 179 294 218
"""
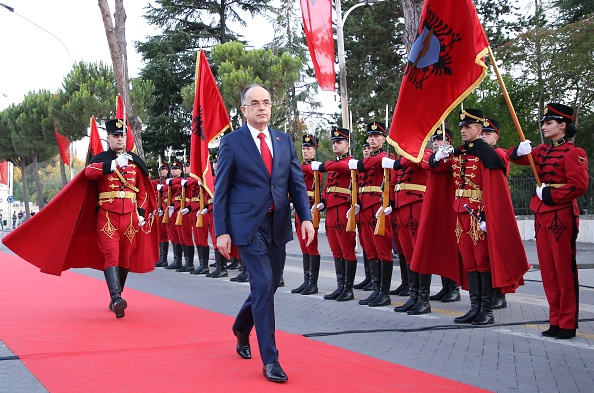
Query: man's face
108 133 124 152
302 146 316 161
480 131 499 147
158 168 169 178
332 140 349 155
432 137 446 151
212 161 218 173
460 123 482 143
171 168 182 178
368 134 385 150
240 86 272 131
363 145 371 158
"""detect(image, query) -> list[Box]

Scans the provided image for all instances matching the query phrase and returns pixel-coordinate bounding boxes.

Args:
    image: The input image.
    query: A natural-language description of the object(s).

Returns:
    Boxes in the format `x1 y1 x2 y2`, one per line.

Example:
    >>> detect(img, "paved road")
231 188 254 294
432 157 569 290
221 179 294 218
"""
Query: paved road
2 231 594 392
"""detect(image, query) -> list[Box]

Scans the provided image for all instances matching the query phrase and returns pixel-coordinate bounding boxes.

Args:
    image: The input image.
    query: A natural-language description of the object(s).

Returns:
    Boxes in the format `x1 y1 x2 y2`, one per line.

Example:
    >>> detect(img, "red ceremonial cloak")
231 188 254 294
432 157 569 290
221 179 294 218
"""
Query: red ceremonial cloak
411 167 529 293
2 171 158 276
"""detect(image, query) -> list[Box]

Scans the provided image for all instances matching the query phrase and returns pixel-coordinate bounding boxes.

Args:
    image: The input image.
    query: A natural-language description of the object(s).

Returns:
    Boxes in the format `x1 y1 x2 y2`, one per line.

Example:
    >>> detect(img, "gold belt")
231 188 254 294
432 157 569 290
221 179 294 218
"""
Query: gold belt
191 197 200 202
326 186 351 195
359 186 382 193
174 196 181 201
455 189 482 198
307 191 314 197
98 191 136 201
548 183 566 188
394 183 426 192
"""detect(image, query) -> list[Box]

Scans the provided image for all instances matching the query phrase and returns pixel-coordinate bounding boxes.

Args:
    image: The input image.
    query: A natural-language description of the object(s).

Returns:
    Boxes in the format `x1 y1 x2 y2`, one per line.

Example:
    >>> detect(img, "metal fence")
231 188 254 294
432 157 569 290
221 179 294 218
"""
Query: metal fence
509 176 594 216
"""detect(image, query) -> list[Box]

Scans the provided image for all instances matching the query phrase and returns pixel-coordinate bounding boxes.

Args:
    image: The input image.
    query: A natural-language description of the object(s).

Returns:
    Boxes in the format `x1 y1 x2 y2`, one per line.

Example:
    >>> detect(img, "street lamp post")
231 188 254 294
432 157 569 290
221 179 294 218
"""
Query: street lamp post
336 0 384 130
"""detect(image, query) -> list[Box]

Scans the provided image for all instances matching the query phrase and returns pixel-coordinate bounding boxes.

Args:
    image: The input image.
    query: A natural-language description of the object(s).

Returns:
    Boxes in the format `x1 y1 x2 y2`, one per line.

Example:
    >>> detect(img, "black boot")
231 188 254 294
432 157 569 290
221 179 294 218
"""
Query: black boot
104 266 127 318
118 267 129 292
337 259 357 302
278 273 285 287
472 272 494 325
394 268 419 312
193 246 210 275
353 252 371 289
177 245 195 273
441 279 461 303
324 258 345 300
227 257 240 270
301 255 319 295
210 250 228 278
165 243 183 270
155 242 169 267
429 276 450 301
408 273 432 315
368 260 393 307
359 259 380 305
492 290 507 309
390 254 409 296
231 260 249 282
454 271 481 324
292 254 311 293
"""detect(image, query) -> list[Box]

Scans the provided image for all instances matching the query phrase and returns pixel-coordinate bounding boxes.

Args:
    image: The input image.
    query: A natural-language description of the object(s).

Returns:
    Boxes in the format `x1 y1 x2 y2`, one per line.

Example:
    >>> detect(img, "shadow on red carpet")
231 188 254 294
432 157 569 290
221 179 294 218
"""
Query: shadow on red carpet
0 252 488 392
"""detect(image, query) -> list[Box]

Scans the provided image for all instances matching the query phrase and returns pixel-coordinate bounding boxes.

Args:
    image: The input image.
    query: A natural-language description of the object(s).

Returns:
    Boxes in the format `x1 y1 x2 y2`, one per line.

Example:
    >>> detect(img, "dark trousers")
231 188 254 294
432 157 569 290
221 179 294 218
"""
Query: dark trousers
234 214 285 364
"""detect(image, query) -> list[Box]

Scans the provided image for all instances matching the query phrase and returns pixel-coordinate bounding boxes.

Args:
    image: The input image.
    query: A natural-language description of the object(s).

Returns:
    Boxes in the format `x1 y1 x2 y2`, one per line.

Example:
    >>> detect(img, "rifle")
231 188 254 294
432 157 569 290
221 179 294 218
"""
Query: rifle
374 165 390 236
162 180 172 224
312 141 320 229
196 182 204 228
175 151 187 226
346 168 358 233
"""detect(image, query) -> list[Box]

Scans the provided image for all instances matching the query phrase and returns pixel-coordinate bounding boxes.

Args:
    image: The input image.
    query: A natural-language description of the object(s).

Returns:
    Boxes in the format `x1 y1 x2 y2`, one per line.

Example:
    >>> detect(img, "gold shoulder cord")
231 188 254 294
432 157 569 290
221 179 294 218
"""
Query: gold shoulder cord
114 168 139 193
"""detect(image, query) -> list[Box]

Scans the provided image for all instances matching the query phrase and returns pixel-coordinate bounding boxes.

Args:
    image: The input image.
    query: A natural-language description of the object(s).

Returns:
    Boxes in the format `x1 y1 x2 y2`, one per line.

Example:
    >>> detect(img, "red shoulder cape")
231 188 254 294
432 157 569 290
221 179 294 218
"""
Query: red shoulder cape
411 168 529 293
2 171 158 276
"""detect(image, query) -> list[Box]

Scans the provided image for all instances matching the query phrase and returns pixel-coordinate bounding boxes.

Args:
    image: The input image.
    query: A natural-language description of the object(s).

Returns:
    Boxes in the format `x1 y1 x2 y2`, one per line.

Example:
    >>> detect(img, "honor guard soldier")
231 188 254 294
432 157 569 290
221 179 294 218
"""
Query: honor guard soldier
164 159 185 270
175 158 196 273
84 118 153 318
480 118 509 309
291 134 322 295
383 133 432 315
154 160 171 267
348 122 395 307
353 141 373 291
311 128 357 301
427 128 461 303
509 103 589 339
414 109 529 325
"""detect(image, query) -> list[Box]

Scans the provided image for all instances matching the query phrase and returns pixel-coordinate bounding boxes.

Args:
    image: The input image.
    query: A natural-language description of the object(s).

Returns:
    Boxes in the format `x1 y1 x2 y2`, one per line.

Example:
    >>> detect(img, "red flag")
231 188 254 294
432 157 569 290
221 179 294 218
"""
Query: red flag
0 160 8 186
190 50 232 197
116 95 136 152
300 0 335 91
86 116 104 164
388 0 489 162
53 120 71 166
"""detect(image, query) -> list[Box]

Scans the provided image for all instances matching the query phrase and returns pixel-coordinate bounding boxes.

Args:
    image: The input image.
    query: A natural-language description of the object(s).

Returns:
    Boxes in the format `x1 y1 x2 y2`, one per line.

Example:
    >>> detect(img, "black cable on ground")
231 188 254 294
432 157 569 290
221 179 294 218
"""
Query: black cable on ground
302 317 594 338
0 355 19 361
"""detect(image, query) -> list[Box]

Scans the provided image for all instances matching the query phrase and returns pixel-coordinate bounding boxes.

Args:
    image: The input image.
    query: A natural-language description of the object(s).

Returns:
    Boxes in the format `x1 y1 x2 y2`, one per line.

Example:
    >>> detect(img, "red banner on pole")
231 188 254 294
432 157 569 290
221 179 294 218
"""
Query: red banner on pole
116 95 136 152
86 116 104 164
53 120 71 166
0 160 8 186
300 0 335 91
388 0 489 162
190 50 232 197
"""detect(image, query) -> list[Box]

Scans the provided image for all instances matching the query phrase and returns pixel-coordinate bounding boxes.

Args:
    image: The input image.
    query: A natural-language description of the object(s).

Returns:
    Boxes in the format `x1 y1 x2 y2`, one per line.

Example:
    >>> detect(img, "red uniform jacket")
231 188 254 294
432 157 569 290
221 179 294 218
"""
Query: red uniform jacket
357 149 394 211
320 154 352 208
390 150 430 209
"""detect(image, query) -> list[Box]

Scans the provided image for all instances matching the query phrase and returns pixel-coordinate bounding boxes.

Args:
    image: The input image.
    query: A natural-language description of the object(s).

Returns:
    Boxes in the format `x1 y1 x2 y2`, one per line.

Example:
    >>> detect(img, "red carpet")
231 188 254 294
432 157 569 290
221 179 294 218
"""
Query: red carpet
0 252 488 392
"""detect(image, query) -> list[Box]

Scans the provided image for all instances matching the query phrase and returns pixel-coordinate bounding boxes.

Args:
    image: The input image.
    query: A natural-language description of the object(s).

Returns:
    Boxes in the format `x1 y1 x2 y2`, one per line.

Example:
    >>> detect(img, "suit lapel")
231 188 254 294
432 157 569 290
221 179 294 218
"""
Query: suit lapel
237 125 270 178
269 128 281 179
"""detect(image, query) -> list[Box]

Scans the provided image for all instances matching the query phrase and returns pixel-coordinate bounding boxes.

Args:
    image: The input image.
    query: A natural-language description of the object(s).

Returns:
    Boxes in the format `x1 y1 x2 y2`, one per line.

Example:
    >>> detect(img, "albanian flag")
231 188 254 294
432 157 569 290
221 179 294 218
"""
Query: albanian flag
116 95 136 152
86 116 104 165
53 120 71 166
388 0 489 162
190 50 232 197
0 161 8 186
300 0 335 91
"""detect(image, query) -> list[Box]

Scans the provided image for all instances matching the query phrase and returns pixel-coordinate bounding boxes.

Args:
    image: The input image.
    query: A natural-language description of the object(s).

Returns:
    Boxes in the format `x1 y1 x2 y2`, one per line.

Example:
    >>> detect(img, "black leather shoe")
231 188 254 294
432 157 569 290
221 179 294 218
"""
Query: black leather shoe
233 329 251 359
110 297 127 319
263 361 288 382
541 325 559 337
555 328 576 340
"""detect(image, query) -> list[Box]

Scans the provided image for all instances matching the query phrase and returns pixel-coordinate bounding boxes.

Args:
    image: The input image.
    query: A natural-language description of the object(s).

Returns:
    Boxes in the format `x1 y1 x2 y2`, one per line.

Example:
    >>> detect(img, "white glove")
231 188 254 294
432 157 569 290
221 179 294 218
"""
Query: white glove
138 216 146 227
180 208 190 215
382 157 396 169
116 153 129 168
290 202 294 210
156 184 164 191
181 179 188 186
316 202 325 211
375 206 393 218
434 150 449 162
348 159 358 170
311 161 322 171
536 183 546 200
346 204 360 219
516 140 532 157
479 221 487 232
166 178 173 186
158 209 164 217
168 206 174 217
200 208 208 215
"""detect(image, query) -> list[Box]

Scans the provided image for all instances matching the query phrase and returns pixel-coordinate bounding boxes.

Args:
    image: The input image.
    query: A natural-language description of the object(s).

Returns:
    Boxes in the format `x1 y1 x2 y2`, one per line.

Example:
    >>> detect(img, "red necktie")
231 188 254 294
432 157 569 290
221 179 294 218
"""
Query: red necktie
258 132 273 175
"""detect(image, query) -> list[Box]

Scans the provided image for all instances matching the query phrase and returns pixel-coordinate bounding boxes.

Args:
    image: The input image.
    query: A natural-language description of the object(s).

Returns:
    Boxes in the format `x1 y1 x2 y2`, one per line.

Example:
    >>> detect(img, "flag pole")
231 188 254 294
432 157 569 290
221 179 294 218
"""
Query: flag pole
487 46 541 185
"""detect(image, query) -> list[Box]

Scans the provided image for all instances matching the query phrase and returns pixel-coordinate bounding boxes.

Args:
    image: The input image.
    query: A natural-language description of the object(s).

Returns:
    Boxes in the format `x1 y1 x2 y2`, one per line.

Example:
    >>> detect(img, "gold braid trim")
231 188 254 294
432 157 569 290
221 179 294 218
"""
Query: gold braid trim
101 211 117 239
114 168 139 192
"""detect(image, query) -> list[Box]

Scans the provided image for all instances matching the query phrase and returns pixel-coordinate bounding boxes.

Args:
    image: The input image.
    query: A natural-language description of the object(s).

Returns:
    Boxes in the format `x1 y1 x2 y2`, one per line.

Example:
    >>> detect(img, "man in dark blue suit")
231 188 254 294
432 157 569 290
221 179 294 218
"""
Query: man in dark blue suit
214 84 314 383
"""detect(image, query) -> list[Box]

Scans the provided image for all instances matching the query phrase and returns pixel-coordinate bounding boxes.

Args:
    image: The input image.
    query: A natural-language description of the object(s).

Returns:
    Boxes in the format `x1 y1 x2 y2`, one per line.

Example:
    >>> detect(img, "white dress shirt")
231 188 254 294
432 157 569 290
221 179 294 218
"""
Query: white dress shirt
247 123 274 157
